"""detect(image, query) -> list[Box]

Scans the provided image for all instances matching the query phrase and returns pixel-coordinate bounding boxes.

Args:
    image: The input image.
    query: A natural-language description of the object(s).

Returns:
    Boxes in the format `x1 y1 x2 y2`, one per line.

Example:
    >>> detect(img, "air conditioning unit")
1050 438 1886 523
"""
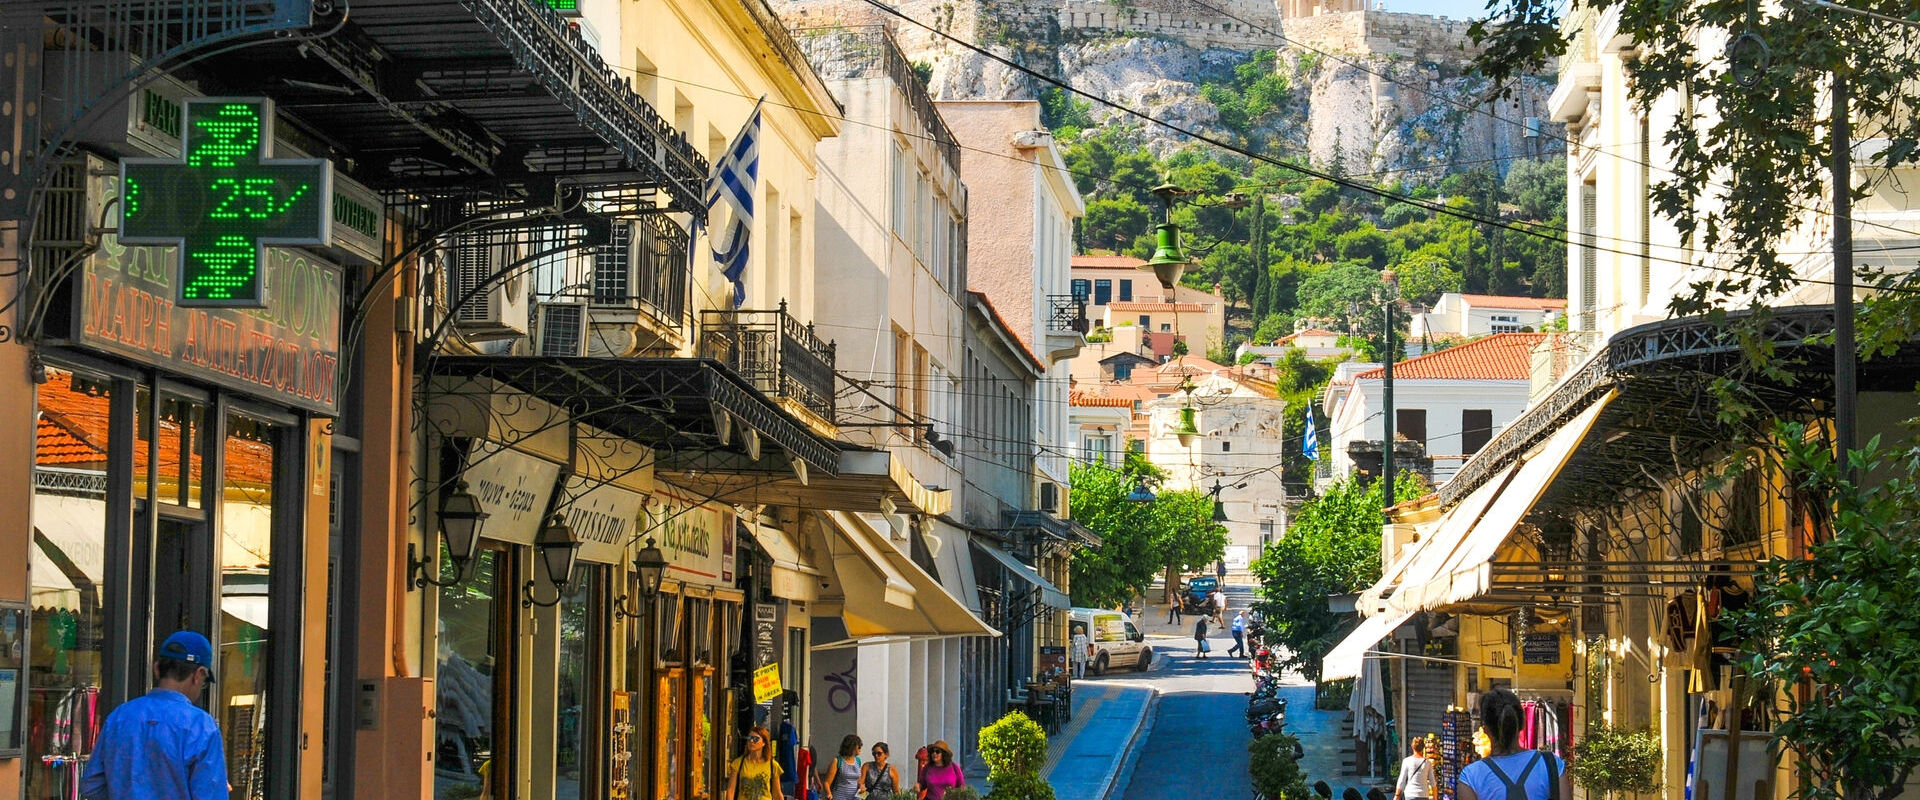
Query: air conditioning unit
43 54 197 159
535 302 589 357
1038 481 1060 514
449 234 530 341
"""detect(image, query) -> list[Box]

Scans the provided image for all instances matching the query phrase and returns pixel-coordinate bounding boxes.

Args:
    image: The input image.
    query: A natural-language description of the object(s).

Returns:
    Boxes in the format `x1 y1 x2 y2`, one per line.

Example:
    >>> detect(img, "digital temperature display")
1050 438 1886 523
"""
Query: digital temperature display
120 97 332 307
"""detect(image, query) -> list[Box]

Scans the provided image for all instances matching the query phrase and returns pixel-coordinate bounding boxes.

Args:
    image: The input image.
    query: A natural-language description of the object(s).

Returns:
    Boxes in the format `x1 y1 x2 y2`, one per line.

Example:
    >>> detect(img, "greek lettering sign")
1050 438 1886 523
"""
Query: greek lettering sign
120 98 331 306
654 488 731 588
564 477 647 566
752 663 782 705
1522 633 1561 665
80 173 343 414
754 604 779 670
460 440 561 546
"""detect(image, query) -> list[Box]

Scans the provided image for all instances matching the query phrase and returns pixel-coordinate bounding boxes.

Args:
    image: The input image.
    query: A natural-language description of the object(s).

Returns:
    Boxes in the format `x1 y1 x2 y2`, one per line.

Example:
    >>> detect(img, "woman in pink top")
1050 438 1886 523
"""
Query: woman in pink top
918 740 966 800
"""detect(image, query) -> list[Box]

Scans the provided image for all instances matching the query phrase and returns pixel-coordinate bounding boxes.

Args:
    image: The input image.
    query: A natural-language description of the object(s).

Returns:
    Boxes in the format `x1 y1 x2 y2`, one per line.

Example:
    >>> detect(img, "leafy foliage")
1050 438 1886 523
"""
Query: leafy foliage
978 712 1053 800
1252 474 1425 681
1568 726 1662 799
1248 733 1311 800
1726 430 1920 800
1068 452 1230 607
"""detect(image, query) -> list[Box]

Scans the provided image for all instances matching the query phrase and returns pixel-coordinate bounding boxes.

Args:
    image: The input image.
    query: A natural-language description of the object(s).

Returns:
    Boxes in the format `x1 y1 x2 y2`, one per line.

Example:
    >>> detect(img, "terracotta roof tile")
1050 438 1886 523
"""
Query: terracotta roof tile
1072 255 1146 269
1354 333 1547 380
1456 294 1567 311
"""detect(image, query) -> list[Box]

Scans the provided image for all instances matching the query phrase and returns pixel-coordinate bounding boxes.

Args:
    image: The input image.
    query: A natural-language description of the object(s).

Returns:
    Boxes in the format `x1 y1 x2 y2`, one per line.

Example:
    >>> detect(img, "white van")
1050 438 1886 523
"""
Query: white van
1069 607 1151 674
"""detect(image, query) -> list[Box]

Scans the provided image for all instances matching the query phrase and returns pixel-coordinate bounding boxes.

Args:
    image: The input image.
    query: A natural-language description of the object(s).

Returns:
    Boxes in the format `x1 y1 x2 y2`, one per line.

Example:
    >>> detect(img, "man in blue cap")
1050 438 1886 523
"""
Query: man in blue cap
81 630 228 799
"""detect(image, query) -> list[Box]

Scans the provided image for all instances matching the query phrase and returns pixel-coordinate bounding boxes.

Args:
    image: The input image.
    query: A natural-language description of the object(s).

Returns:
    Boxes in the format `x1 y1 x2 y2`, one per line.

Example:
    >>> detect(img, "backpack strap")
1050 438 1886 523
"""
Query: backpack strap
1545 753 1560 800
1483 754 1538 800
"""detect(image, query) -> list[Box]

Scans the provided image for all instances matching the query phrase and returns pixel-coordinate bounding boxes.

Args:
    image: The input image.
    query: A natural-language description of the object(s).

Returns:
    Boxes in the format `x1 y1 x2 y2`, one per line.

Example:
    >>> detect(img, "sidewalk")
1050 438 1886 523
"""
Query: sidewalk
1042 683 1158 800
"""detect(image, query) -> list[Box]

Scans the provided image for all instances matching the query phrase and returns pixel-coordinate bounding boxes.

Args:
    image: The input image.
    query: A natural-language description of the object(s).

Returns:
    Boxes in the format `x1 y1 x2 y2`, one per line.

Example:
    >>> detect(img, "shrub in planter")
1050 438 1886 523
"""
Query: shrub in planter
978 712 1054 800
1569 726 1661 800
943 789 983 800
1248 732 1310 800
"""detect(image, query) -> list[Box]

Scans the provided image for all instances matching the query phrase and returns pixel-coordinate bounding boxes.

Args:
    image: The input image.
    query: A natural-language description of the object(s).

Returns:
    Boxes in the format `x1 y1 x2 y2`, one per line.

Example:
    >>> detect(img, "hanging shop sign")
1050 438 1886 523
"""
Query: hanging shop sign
119 98 332 307
653 488 733 588
562 476 647 566
752 663 783 704
753 604 780 670
460 440 561 545
1522 633 1562 665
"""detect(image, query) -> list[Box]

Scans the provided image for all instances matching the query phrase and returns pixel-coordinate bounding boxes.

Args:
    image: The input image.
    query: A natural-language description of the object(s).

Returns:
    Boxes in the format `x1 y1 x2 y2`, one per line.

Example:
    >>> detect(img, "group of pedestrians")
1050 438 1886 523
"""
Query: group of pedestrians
1193 607 1254 660
730 730 970 800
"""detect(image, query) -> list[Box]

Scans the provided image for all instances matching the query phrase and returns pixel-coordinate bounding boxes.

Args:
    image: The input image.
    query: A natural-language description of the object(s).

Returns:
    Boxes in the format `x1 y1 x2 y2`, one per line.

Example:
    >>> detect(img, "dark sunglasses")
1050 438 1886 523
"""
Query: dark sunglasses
747 735 765 743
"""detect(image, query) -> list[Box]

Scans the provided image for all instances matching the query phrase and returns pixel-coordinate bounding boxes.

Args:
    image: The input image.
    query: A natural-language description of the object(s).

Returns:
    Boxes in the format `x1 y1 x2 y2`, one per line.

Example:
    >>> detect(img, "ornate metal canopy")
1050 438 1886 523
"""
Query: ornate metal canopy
429 355 842 479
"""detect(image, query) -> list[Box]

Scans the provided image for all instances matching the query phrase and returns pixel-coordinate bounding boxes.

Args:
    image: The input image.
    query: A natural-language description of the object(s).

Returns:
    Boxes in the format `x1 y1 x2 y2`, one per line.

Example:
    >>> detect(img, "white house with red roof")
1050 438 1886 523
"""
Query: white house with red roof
1324 333 1551 486
1234 325 1347 363
1071 255 1227 354
1410 292 1566 339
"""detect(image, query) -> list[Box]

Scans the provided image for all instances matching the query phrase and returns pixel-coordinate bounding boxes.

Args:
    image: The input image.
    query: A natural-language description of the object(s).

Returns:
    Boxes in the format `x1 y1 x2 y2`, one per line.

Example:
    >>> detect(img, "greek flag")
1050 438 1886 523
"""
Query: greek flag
1303 407 1319 461
706 102 762 308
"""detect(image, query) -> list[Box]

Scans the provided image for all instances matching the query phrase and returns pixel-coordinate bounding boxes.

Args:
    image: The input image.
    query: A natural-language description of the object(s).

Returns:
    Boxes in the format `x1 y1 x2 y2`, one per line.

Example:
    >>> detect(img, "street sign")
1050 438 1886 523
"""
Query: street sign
121 97 331 307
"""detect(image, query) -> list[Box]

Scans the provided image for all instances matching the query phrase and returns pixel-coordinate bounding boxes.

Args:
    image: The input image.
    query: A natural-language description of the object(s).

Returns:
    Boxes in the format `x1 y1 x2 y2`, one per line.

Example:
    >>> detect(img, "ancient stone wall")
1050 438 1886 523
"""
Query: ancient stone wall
1053 0 1283 51
1280 10 1480 63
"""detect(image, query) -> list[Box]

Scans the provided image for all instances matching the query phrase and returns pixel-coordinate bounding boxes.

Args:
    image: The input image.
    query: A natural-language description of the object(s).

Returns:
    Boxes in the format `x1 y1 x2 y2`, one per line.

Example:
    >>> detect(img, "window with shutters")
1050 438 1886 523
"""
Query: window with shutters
591 222 633 305
1094 279 1112 305
1461 409 1493 455
1119 279 1133 302
1639 116 1652 308
1580 182 1598 330
1395 409 1428 447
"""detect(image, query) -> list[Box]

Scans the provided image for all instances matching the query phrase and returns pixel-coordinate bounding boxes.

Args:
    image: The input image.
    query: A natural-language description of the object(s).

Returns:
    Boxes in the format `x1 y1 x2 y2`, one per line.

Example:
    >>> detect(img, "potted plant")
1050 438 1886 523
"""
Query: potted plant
1568 725 1661 800
978 711 1055 800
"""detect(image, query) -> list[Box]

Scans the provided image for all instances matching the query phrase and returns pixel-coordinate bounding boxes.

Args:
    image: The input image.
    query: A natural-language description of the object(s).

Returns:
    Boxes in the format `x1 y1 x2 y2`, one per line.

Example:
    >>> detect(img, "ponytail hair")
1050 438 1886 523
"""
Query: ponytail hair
1477 688 1525 752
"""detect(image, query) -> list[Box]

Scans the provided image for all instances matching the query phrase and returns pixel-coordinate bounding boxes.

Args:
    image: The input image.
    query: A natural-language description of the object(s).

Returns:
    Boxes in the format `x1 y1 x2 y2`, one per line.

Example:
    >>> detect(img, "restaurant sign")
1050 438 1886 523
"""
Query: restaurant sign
460 440 562 546
654 488 732 588
79 172 343 415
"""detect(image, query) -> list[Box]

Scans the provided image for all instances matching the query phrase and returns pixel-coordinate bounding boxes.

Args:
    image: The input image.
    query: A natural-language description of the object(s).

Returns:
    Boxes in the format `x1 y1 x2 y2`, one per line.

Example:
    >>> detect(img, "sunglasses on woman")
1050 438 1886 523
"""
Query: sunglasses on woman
748 736 764 743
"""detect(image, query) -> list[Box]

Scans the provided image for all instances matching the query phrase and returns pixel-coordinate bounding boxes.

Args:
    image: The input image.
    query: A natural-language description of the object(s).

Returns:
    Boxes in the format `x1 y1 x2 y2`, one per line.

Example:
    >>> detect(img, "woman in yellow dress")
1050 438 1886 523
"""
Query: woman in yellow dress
727 725 786 800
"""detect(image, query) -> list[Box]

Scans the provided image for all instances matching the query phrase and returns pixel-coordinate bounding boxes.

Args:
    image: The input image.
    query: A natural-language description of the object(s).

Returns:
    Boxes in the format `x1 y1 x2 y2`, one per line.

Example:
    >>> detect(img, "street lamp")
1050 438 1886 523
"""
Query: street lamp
616 537 670 619
523 514 583 608
1125 477 1157 503
1140 183 1193 291
410 479 489 590
1170 375 1201 448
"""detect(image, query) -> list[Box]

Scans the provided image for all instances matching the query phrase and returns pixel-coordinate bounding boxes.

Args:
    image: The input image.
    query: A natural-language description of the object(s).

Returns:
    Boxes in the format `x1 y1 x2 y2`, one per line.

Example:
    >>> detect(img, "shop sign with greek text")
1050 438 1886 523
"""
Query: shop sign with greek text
460 440 561 545
654 487 732 588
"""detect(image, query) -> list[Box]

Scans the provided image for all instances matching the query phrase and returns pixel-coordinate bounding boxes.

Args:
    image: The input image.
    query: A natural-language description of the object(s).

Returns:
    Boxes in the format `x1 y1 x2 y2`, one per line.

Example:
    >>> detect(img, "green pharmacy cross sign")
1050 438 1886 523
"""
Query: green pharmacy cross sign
121 97 332 307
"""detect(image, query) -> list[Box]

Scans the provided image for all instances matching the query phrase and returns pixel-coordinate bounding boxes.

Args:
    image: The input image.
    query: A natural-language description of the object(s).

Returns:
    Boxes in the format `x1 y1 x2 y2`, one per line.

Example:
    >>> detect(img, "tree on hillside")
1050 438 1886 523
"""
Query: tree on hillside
1251 474 1424 682
1069 452 1229 608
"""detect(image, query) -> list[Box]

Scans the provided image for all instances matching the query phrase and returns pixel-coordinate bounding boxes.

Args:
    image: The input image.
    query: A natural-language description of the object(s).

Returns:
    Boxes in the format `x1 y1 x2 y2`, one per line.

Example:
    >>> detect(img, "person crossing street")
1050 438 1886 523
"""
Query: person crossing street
1228 611 1248 658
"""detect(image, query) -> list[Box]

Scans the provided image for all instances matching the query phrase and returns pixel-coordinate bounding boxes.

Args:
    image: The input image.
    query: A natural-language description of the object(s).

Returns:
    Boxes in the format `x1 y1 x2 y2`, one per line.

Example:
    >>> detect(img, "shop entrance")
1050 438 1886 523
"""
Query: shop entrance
147 511 214 660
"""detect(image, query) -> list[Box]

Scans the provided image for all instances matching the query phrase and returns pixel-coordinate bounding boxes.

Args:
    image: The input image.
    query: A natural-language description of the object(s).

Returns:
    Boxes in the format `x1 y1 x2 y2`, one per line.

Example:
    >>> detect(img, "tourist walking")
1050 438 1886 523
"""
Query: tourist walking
918 740 967 800
1454 689 1570 800
1070 624 1091 679
1193 617 1212 659
821 735 862 800
1394 739 1434 800
1166 589 1183 625
1210 588 1228 626
726 725 787 800
862 743 901 798
80 630 226 799
1228 611 1248 658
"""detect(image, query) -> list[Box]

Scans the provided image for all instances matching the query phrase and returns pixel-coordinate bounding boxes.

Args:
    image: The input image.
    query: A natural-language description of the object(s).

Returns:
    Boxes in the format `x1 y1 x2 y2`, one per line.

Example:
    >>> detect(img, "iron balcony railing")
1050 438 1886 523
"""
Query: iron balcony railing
794 25 962 175
701 301 838 422
589 212 691 327
1046 294 1090 335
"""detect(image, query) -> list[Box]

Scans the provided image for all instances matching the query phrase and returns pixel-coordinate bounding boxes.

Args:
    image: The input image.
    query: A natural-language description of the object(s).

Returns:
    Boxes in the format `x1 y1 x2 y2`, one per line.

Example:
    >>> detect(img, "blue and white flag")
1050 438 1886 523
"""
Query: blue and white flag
706 102 762 308
1302 407 1319 461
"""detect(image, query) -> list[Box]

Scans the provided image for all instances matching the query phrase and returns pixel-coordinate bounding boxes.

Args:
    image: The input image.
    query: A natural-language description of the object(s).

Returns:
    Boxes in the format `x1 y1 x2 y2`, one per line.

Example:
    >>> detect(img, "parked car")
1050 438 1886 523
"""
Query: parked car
1070 607 1151 674
1181 575 1219 615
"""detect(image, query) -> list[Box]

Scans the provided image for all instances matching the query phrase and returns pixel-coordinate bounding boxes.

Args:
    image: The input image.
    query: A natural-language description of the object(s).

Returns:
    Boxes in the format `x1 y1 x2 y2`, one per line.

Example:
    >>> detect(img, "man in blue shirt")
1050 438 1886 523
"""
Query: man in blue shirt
81 630 228 799
1228 611 1248 658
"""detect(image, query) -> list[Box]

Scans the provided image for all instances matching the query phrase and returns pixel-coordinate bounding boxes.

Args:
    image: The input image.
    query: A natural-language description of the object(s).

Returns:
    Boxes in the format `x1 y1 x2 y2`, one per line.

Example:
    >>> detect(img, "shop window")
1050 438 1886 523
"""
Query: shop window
136 393 208 508
437 547 513 800
28 367 115 800
219 412 282 798
557 567 605 800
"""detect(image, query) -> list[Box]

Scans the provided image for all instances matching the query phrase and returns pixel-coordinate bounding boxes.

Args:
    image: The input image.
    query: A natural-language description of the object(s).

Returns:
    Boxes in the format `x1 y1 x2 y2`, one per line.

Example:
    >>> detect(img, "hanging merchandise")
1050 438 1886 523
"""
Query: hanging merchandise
1437 707 1479 800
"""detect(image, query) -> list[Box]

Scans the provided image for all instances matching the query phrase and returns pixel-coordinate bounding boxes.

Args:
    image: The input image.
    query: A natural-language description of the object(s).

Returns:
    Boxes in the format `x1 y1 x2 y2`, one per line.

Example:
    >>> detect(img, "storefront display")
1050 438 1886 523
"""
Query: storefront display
436 548 510 800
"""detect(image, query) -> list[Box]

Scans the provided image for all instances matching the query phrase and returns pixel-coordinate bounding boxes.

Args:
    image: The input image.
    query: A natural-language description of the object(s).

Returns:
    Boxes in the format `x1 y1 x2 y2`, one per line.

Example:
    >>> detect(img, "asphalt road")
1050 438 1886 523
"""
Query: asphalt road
1104 585 1282 800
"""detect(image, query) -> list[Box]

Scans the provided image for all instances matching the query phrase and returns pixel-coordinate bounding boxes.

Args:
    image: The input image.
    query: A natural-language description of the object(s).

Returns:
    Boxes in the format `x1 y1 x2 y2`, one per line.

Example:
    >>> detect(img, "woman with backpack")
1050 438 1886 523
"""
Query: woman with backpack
1453 689 1571 800
820 734 863 800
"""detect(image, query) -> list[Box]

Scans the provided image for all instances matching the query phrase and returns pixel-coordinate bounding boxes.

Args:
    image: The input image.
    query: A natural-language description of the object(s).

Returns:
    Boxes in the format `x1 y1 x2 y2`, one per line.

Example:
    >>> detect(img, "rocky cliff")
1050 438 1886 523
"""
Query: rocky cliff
775 0 1554 181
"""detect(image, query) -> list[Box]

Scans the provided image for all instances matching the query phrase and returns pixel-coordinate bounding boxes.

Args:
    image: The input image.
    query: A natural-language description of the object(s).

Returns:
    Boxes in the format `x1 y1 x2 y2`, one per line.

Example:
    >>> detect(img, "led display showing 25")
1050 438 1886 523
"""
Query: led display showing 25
120 97 333 307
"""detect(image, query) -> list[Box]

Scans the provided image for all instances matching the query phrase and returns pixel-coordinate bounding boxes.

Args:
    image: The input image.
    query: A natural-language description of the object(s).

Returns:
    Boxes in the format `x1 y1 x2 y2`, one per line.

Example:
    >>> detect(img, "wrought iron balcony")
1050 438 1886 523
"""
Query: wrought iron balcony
1047 294 1090 336
589 212 691 327
701 302 837 423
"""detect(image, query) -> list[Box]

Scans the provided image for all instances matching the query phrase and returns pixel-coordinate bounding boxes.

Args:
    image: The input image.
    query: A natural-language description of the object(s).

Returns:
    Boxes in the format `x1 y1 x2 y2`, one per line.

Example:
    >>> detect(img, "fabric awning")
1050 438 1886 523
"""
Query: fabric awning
1392 392 1616 614
928 518 981 614
972 541 1070 611
1358 462 1518 616
815 511 998 642
748 523 823 604
1322 611 1413 681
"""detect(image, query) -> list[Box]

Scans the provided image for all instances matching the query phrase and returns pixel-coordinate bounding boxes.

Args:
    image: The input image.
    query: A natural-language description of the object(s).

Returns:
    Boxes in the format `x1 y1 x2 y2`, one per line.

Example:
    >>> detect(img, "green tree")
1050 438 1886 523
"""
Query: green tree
1083 195 1152 253
1727 431 1920 800
1293 261 1383 320
1069 453 1229 607
1393 252 1465 307
1253 313 1295 343
1251 474 1424 682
